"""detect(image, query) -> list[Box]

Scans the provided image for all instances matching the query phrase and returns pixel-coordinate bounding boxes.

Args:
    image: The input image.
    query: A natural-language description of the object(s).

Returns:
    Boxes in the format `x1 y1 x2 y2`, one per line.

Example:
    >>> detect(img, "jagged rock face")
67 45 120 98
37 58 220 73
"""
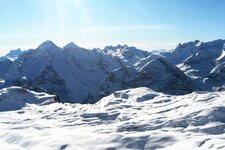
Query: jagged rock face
102 45 151 66
165 40 201 65
86 66 138 103
209 62 225 81
167 40 225 78
5 48 23 61
0 49 23 62
50 45 125 103
0 58 12 79
163 39 225 91
136 57 193 94
87 56 193 103
0 78 5 88
204 61 225 90
33 65 68 101
182 40 225 77
7 41 62 80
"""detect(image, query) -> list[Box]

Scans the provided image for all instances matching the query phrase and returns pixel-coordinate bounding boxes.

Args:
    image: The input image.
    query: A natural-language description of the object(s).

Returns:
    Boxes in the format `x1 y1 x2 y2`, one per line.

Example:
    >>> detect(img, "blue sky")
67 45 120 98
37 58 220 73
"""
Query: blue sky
0 0 225 55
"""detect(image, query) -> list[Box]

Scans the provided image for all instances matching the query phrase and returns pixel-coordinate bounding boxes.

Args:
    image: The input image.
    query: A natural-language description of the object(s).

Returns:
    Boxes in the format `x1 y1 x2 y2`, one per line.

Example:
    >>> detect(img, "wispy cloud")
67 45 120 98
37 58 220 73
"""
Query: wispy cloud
0 34 32 38
129 41 178 50
0 46 35 50
68 40 178 51
78 25 172 32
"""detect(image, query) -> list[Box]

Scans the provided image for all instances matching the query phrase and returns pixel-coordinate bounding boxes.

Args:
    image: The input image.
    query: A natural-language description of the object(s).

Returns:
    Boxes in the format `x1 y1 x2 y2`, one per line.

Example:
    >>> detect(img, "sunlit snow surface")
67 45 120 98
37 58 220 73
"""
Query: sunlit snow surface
1 87 225 149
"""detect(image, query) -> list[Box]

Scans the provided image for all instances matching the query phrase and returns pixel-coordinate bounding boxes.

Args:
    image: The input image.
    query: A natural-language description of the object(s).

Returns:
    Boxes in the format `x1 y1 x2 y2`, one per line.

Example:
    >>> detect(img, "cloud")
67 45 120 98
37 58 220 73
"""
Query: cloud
128 41 177 50
78 25 172 32
0 34 32 39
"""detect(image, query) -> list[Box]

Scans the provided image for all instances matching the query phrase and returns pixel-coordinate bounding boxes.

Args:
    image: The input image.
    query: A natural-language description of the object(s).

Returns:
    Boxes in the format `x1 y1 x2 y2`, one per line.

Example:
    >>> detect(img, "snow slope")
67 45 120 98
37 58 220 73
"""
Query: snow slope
1 87 225 149
0 86 56 111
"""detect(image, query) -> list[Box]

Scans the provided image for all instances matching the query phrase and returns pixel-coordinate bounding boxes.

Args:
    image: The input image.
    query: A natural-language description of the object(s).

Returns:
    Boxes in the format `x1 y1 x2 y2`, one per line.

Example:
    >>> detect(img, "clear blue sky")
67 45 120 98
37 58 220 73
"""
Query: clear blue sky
0 0 225 55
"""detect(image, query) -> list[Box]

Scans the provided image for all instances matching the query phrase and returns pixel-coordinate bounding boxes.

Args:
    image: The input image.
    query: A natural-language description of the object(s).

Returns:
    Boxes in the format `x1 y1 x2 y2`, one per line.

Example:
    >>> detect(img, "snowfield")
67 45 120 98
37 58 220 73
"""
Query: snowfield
1 87 225 150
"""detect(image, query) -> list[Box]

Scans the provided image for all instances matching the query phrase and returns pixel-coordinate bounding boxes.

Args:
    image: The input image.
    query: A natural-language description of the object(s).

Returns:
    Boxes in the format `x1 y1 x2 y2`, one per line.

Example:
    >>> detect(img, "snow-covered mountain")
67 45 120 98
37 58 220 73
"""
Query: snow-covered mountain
0 57 12 80
0 41 152 103
87 55 193 103
0 48 23 79
165 40 201 65
164 39 225 91
0 48 23 62
5 48 23 61
1 39 225 103
3 41 121 102
101 44 150 65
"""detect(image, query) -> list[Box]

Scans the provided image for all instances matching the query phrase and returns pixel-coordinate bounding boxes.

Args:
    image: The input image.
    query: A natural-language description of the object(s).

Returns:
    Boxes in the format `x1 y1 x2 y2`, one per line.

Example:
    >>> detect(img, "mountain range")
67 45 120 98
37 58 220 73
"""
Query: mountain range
0 39 225 103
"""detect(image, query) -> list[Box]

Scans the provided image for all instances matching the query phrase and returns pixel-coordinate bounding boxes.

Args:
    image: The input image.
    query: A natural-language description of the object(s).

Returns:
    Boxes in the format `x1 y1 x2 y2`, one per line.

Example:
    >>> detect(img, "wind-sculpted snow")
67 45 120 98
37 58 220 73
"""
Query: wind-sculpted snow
0 87 56 111
1 87 225 149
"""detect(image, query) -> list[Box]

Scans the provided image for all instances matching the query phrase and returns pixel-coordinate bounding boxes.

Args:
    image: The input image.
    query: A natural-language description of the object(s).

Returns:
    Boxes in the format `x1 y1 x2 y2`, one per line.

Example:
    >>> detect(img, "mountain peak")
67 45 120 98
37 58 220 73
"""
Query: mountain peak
104 44 128 51
6 48 22 56
38 40 58 49
63 42 80 49
4 48 23 61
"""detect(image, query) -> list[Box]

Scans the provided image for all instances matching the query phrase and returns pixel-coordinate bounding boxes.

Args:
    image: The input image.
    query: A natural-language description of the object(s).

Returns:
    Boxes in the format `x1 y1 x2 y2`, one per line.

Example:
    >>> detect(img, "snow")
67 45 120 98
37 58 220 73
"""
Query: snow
1 87 225 149
0 87 56 111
